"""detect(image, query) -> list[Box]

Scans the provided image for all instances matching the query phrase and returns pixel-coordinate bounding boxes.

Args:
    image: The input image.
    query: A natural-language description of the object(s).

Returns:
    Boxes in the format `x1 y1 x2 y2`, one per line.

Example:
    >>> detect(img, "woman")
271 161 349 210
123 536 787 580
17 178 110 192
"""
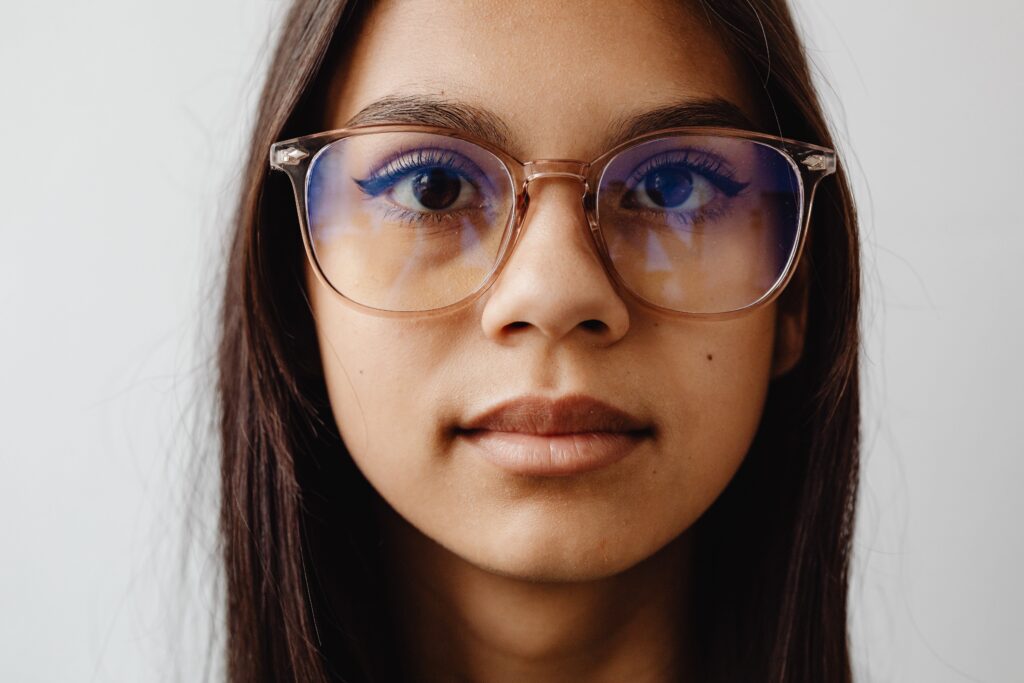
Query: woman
218 0 860 680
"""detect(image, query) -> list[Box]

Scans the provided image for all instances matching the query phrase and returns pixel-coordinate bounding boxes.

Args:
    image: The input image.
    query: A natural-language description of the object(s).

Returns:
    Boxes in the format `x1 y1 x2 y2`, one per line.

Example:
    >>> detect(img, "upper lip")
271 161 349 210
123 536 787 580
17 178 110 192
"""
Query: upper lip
458 395 652 436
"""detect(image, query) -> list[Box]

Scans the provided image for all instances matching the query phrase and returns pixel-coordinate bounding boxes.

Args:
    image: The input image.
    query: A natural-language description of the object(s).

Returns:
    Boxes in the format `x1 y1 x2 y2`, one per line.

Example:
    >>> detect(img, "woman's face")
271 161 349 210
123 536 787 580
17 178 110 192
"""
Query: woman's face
310 0 803 581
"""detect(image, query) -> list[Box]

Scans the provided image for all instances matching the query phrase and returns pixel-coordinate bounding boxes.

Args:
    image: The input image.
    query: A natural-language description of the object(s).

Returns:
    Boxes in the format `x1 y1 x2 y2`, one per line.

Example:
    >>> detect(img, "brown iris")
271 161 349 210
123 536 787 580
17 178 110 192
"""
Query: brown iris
411 168 463 210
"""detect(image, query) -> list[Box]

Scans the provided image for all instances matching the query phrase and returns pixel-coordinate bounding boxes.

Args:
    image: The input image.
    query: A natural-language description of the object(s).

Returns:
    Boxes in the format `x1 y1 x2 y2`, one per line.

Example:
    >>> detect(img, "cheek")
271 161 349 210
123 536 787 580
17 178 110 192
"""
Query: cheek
640 308 777 515
667 309 776 448
308 273 475 499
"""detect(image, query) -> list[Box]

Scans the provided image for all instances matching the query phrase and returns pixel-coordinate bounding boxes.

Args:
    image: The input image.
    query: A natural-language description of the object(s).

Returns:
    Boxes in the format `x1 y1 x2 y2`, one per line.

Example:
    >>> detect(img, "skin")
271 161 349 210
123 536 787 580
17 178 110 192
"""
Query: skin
308 0 806 680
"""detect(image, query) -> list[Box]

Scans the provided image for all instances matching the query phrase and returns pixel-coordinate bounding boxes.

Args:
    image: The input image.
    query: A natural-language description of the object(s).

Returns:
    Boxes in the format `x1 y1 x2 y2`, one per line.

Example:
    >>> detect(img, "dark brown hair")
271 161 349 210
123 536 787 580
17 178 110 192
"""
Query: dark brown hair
217 1 860 680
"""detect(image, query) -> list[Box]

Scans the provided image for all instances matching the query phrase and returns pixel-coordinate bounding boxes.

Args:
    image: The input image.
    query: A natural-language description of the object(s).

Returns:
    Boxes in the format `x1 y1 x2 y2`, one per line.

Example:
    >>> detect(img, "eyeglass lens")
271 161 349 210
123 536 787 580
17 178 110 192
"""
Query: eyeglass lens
305 132 801 313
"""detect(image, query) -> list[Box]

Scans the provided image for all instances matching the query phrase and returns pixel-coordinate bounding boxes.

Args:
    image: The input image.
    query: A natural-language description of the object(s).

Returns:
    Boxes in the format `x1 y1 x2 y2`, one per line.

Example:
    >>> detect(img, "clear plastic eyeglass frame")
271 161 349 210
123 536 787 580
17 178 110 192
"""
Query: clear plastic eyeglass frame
269 124 836 319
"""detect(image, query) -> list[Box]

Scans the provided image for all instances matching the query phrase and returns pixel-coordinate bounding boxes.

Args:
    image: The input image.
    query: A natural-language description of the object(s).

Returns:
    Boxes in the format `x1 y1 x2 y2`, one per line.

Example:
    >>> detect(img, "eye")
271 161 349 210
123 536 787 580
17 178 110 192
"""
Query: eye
626 164 717 213
354 147 487 217
390 167 476 213
616 148 750 223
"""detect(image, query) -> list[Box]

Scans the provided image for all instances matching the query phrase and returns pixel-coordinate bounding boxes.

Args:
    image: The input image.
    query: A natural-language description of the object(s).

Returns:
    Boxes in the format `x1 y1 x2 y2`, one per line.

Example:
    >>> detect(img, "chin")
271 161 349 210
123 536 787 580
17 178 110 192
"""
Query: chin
472 548 637 584
453 509 674 583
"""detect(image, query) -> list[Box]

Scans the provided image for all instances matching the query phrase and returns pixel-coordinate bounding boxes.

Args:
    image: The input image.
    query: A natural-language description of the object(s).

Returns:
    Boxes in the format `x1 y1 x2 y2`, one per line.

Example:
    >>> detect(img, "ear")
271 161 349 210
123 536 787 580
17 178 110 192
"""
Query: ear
771 260 810 378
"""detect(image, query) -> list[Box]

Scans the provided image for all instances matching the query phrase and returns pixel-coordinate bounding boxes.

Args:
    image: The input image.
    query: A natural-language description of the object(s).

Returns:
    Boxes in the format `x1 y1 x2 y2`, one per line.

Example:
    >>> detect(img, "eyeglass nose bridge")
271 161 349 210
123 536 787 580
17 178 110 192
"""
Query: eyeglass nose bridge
513 158 613 271
523 159 590 185
519 159 598 236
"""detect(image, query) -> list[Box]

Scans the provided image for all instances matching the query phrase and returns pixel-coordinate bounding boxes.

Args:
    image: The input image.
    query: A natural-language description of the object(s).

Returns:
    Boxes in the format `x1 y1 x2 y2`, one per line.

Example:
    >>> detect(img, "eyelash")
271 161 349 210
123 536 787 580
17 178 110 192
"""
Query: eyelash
619 148 749 225
354 147 481 198
349 144 749 227
626 148 748 198
351 147 490 225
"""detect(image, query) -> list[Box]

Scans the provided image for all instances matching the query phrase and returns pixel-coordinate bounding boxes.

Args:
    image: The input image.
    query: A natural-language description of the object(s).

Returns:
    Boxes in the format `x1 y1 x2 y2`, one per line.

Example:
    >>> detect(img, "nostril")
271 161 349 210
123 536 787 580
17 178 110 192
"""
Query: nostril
500 319 608 336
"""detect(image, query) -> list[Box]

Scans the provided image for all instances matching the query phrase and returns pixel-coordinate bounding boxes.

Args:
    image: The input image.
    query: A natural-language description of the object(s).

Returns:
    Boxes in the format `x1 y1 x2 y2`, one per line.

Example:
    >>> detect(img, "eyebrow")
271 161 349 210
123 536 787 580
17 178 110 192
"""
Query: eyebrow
343 94 758 155
605 99 759 147
344 95 515 150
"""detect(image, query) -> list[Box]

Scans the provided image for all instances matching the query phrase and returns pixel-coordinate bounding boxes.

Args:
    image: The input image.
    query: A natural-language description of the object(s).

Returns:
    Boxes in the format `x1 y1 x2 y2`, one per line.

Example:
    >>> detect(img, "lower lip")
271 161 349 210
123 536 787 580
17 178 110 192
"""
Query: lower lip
461 430 647 477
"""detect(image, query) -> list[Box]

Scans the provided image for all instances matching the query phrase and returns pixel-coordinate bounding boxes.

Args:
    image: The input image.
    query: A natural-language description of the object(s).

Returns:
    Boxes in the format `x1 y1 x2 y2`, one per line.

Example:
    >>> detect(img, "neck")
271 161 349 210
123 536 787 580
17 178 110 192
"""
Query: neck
380 510 697 683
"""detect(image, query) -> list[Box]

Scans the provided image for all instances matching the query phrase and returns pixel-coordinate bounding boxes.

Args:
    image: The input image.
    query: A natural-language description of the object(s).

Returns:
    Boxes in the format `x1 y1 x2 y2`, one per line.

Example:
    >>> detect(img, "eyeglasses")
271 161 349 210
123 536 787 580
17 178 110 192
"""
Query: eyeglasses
269 124 835 317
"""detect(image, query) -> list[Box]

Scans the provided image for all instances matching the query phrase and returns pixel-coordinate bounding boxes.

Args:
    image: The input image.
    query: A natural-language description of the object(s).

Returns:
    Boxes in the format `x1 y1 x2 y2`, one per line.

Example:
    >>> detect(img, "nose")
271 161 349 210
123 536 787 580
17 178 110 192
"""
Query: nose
480 177 630 345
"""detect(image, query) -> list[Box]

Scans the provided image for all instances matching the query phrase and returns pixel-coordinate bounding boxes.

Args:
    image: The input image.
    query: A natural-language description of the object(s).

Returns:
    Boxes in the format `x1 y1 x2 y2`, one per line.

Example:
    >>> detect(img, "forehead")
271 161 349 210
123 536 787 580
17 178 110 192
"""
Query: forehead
326 0 758 159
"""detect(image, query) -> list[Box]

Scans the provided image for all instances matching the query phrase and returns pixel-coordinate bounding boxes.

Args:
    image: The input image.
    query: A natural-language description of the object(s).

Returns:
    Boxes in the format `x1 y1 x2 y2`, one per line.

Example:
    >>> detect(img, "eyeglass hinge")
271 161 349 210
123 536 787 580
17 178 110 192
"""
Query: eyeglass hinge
272 145 309 168
800 153 834 173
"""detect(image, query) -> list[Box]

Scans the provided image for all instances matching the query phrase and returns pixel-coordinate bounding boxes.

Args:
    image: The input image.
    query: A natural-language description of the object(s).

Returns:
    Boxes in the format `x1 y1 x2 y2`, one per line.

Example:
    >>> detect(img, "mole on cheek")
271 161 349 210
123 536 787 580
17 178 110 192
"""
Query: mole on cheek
706 353 713 361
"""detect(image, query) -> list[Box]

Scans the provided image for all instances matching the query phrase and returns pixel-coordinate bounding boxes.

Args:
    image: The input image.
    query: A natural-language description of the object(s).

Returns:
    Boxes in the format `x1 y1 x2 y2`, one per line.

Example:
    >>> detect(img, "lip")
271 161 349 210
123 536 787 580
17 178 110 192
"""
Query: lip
457 395 653 477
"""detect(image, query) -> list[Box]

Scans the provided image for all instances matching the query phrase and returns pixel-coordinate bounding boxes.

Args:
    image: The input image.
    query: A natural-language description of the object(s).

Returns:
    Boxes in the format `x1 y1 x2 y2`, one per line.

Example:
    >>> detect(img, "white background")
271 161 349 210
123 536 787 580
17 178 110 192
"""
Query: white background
1 1 1021 681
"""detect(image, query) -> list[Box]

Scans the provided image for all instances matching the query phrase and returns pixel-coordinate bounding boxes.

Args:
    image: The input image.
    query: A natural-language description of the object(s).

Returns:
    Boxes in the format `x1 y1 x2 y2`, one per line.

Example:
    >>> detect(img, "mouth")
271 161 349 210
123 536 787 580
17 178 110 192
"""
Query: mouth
455 395 654 477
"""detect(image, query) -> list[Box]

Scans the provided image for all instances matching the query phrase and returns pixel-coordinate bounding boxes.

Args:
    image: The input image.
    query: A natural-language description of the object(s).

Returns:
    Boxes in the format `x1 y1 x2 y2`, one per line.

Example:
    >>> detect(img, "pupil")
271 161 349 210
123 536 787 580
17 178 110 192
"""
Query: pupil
413 168 462 210
644 167 693 208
